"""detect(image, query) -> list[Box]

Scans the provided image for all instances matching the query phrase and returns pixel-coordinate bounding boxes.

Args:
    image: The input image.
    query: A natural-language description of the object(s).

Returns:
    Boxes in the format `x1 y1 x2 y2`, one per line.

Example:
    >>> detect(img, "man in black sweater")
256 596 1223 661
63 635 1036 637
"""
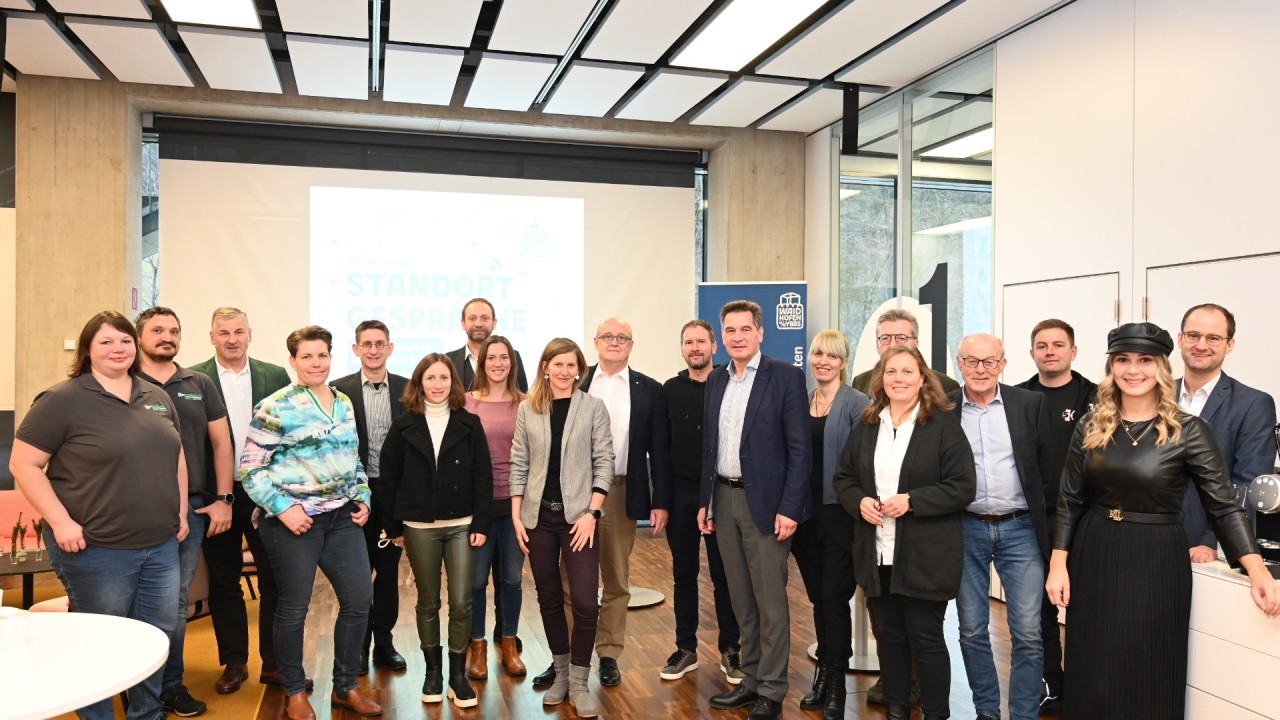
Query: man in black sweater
1015 318 1096 712
658 320 742 685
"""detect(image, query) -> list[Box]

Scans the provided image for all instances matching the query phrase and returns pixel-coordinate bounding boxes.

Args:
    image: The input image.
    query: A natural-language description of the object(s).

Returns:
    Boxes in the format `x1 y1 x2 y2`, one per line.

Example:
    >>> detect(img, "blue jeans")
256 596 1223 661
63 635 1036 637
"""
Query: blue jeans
258 502 372 696
470 513 524 639
46 528 180 720
163 496 208 691
958 513 1045 720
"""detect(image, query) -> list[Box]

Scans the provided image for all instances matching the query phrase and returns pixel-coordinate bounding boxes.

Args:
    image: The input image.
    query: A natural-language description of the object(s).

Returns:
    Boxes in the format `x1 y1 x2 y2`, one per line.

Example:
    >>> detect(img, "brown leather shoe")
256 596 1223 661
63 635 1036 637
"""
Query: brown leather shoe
260 670 314 690
466 639 488 680
500 636 527 677
215 663 249 694
331 687 382 716
284 693 316 720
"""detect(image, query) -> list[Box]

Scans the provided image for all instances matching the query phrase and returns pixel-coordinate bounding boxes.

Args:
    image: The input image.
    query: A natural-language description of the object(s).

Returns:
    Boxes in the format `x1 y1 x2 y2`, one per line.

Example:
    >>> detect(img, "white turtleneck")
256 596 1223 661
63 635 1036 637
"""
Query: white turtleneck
404 400 472 530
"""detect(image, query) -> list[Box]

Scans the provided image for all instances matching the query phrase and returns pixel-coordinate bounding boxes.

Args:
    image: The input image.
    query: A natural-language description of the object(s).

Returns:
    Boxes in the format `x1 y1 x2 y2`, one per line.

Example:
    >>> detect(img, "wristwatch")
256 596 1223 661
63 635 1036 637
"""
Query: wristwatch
216 493 234 505
589 508 604 519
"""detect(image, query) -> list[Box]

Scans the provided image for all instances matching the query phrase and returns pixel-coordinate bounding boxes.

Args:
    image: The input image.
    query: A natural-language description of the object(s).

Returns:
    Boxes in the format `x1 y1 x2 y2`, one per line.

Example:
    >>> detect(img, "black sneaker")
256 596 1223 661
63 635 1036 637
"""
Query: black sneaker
659 648 699 680
161 684 207 717
1040 677 1063 713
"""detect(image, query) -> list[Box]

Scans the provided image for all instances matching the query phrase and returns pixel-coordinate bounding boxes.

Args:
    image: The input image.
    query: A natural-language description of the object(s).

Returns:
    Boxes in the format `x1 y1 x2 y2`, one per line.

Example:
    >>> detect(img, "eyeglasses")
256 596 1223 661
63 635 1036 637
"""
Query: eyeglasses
596 333 633 345
1179 331 1228 348
876 334 917 346
958 355 1004 370
358 341 388 350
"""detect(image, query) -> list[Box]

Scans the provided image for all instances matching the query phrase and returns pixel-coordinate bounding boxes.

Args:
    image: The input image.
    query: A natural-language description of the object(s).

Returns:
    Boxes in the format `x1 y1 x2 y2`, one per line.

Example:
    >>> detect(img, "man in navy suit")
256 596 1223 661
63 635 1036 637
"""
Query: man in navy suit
697 300 811 720
1176 304 1277 560
332 320 410 674
577 317 671 687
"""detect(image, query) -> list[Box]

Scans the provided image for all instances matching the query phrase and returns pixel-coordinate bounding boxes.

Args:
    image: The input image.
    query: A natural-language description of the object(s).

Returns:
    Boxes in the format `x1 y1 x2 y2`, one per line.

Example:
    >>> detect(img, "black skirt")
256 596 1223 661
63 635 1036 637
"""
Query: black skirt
1064 511 1191 719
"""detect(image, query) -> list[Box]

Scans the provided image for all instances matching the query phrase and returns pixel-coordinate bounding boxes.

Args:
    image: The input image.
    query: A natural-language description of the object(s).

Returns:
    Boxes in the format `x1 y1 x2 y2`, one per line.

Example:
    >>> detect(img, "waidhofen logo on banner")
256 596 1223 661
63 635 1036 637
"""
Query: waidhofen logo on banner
776 292 804 330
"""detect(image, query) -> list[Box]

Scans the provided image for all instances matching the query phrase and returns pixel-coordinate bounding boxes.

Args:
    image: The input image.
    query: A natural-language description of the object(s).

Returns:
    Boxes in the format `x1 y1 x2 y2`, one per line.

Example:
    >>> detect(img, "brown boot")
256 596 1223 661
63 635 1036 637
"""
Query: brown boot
331 687 382 716
500 636 527 677
467 639 488 680
284 693 315 720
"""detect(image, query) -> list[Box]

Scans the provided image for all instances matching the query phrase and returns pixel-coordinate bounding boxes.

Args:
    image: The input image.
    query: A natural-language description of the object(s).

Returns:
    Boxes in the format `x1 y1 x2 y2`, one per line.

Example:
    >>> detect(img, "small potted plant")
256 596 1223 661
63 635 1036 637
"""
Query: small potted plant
31 517 45 560
9 513 25 562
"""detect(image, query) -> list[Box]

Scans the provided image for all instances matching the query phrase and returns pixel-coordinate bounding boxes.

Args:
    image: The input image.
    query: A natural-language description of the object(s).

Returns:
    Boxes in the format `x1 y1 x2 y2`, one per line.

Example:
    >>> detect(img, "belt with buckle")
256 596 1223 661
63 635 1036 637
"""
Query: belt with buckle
965 509 1030 522
541 499 564 512
1091 504 1182 524
717 476 744 489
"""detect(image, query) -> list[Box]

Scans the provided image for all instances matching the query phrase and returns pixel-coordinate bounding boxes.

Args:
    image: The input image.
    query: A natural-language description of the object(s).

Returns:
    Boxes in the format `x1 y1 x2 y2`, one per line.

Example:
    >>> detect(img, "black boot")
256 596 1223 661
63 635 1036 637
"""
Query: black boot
447 651 478 708
821 663 846 720
421 646 443 703
800 660 829 710
533 662 557 687
887 705 910 720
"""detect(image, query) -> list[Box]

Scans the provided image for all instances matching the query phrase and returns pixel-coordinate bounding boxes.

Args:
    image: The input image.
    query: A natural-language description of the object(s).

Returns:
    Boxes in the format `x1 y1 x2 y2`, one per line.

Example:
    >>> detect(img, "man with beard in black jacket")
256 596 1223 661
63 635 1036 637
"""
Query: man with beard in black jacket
1015 318 1096 713
657 320 743 686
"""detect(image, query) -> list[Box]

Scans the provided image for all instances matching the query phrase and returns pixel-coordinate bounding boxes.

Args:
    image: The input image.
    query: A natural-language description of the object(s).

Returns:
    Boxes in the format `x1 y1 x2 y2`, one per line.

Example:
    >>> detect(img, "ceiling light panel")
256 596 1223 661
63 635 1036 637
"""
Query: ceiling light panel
0 1 34 10
382 45 463 105
758 87 882 133
837 0 1060 88
277 0 368 39
757 0 946 79
178 26 281 94
542 61 645 117
4 15 99 79
489 0 597 56
159 0 260 29
921 126 993 158
286 36 369 100
614 69 727 123
388 0 482 47
672 0 826 72
582 0 714 65
690 77 806 127
65 18 192 86
465 53 557 112
49 0 150 19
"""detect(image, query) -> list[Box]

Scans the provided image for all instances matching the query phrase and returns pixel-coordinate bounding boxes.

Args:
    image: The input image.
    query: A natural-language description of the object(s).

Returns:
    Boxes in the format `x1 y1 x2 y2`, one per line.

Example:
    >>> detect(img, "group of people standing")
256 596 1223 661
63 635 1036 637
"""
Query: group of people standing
9 295 1280 720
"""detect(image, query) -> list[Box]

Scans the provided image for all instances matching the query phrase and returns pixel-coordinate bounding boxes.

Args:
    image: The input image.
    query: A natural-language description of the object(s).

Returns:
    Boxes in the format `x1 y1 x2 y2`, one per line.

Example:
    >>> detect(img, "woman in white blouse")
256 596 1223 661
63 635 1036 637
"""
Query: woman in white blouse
832 345 976 720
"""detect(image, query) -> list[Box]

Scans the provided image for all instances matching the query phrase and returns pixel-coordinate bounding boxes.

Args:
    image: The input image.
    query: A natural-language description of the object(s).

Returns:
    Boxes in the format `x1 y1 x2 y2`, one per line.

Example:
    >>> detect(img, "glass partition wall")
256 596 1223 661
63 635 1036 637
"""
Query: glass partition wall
838 50 993 381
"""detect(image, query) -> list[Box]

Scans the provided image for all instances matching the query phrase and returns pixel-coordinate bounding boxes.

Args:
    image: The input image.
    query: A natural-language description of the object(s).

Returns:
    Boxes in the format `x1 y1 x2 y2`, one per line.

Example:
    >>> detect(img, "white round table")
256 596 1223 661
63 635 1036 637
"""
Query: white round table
0 612 168 720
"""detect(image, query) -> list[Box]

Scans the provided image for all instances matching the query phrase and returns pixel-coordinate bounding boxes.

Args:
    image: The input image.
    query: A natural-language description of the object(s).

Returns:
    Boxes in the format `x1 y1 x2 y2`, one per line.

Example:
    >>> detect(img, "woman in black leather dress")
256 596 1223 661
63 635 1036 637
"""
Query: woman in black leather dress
1045 323 1279 719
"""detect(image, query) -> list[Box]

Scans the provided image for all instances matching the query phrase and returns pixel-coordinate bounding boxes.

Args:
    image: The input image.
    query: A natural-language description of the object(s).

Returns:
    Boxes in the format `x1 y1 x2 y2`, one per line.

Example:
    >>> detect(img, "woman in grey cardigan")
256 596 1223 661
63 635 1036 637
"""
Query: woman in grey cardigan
509 337 615 718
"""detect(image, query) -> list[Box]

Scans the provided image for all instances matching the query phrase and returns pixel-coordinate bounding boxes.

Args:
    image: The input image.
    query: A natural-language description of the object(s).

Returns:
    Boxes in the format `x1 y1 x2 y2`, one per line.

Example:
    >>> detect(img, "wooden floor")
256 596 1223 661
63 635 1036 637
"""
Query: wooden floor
245 533 1049 720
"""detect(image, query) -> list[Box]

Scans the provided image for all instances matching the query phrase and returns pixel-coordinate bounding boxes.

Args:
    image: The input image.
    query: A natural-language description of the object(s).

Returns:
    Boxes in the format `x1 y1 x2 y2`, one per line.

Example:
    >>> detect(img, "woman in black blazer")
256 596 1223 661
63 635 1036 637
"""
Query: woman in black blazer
833 345 975 720
377 354 493 709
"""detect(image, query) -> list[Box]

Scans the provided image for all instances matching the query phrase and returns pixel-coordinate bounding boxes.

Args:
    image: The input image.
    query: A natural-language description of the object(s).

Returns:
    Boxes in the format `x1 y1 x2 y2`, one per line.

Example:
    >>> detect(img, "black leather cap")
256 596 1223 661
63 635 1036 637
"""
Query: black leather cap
1106 322 1174 356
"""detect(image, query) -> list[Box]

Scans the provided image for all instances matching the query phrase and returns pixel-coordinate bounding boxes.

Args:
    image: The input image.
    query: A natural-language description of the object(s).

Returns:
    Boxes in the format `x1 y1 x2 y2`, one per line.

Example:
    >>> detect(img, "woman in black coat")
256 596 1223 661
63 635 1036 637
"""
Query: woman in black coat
833 345 976 720
377 353 493 709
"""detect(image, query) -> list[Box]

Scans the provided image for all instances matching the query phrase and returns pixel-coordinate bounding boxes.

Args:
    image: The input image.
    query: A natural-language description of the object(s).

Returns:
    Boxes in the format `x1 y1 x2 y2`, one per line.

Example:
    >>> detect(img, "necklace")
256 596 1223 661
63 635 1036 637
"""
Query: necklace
812 392 833 417
1120 418 1154 446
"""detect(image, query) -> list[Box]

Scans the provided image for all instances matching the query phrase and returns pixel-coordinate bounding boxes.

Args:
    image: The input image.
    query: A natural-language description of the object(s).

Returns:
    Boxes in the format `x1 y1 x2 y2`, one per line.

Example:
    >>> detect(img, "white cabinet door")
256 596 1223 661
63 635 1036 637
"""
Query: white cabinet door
1001 273 1121 385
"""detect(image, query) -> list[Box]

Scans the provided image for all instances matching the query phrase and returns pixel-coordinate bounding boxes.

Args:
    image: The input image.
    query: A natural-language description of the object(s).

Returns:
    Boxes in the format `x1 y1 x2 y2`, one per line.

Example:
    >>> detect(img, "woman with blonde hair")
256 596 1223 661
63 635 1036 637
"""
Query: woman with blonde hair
1046 322 1278 718
833 344 976 720
510 338 615 718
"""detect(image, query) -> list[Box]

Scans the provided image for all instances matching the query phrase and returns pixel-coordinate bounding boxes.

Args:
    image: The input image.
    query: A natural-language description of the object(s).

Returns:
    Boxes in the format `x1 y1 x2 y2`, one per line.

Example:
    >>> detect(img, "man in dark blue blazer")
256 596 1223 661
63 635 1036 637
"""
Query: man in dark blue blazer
697 300 811 720
1176 304 1278 559
576 316 672 687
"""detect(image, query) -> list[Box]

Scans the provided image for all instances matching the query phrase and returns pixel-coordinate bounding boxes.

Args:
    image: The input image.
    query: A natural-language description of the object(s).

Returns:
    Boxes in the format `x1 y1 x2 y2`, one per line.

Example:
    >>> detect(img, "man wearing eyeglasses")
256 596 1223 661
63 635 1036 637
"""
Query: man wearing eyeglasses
948 334 1052 720
333 320 409 674
851 308 960 395
446 297 529 392
576 317 671 687
1176 303 1277 563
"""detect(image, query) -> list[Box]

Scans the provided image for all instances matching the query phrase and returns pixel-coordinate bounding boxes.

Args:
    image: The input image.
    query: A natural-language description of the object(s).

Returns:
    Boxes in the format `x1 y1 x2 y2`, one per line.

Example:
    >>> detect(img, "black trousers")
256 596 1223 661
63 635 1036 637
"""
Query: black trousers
1041 509 1064 695
819 505 857 663
790 515 825 658
201 481 278 669
871 566 950 718
362 478 402 650
666 480 740 652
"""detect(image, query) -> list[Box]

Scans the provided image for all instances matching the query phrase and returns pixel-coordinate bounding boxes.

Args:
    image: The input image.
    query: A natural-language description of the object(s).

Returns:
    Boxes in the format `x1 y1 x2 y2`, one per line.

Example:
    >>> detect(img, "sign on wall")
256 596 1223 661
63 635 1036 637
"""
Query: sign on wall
697 282 808 371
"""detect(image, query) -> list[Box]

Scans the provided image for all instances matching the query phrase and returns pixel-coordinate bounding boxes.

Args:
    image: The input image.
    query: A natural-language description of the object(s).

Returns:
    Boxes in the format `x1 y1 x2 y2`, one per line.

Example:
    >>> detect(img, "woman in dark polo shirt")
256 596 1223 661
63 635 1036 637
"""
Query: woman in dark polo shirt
10 310 189 720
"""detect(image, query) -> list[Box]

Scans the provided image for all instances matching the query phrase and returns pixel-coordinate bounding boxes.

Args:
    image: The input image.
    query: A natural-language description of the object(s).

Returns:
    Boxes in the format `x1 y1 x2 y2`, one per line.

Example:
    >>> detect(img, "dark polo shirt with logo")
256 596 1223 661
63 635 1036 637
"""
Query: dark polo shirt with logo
138 365 228 497
16 374 182 549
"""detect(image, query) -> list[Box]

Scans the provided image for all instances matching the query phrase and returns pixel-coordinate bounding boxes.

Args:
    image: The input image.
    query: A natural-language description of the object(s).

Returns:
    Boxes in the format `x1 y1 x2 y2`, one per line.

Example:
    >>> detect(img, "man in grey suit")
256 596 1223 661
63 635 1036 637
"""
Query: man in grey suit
190 307 298 694
1177 303 1278 559
332 320 409 674
446 297 528 392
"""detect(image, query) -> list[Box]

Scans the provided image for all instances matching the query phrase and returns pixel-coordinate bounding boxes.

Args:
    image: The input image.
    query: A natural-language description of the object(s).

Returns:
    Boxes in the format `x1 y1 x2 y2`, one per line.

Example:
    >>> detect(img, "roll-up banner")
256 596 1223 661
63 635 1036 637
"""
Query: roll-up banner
697 282 808 372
